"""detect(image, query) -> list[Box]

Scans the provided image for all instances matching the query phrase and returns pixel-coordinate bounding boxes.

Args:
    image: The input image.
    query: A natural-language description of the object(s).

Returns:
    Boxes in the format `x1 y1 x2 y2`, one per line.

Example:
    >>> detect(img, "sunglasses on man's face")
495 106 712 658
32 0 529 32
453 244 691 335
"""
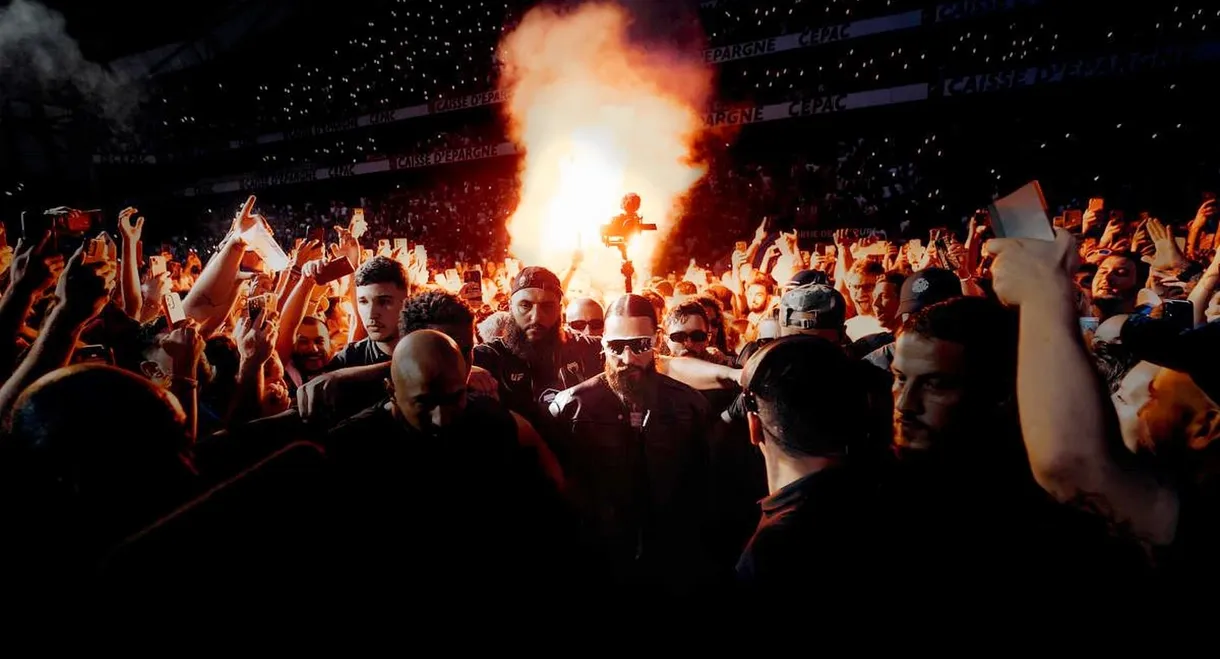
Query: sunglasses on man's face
569 319 604 331
604 337 654 356
668 330 708 344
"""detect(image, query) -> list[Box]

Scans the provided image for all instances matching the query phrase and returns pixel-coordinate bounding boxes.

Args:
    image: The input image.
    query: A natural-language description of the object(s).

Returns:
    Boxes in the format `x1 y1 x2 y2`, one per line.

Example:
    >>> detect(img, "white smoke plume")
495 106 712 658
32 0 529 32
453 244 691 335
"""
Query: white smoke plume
0 0 142 127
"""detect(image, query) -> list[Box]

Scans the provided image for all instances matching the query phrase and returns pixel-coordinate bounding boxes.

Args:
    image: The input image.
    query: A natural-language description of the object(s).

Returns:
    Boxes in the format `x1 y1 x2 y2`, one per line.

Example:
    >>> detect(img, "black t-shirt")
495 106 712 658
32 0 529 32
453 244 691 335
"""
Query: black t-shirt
327 337 390 371
736 465 882 594
324 337 392 420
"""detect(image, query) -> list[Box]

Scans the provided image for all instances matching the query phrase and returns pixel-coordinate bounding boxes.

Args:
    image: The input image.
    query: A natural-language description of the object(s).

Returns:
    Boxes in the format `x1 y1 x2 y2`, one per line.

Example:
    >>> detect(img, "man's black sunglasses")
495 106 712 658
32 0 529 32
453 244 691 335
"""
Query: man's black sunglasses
604 337 654 355
569 319 604 331
668 330 708 344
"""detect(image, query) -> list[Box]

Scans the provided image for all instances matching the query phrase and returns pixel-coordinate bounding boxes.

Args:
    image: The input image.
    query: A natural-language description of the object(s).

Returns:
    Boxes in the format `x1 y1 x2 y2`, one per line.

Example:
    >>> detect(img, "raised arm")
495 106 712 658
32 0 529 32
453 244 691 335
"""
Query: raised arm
988 229 1180 547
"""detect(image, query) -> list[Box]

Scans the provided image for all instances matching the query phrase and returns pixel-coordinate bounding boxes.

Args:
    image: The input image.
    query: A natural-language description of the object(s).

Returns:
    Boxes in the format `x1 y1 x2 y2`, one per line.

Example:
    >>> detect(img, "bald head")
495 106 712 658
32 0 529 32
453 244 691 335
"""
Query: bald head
390 330 470 434
394 329 468 383
565 297 604 337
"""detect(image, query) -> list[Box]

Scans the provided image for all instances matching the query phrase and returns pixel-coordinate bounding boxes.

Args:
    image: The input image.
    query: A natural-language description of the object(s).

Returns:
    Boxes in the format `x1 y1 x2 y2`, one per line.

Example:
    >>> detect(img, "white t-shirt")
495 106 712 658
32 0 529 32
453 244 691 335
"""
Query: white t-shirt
844 314 884 342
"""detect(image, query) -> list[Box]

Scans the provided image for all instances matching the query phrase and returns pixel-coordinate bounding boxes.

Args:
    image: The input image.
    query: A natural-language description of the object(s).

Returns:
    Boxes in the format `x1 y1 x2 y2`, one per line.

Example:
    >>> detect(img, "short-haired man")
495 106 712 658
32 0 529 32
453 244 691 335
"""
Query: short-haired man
549 294 715 593
297 256 410 421
663 300 731 365
735 336 876 593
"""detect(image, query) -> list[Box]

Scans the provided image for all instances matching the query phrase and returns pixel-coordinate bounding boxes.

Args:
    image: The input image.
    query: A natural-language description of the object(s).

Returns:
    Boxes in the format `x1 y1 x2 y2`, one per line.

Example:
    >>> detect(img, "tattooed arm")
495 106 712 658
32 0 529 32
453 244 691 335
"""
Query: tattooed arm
1006 245 1180 548
988 231 1181 550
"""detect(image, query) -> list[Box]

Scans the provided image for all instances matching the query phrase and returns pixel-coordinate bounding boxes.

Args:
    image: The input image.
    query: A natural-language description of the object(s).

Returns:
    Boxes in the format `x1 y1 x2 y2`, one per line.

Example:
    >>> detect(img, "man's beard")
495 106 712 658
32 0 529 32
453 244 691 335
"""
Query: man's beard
503 321 561 362
605 359 658 406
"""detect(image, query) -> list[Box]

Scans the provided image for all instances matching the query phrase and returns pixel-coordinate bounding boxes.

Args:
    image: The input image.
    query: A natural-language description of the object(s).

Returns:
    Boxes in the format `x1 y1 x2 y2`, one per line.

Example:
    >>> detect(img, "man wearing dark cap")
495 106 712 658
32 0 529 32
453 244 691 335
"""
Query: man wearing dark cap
474 266 602 425
863 267 963 372
776 283 846 343
723 284 848 425
897 267 964 318
727 284 891 458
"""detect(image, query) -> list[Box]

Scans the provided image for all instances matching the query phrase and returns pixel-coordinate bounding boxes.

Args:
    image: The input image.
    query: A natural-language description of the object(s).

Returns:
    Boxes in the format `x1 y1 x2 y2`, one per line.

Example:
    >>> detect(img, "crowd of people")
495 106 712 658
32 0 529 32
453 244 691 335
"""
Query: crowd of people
2 172 1219 603
6 0 1220 617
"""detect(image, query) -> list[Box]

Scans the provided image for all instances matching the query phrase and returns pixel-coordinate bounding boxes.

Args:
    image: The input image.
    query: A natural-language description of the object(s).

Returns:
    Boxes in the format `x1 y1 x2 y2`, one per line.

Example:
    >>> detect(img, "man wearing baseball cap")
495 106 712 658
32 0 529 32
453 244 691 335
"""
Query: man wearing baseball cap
863 268 963 372
785 269 831 291
777 283 847 343
725 284 849 424
474 266 603 425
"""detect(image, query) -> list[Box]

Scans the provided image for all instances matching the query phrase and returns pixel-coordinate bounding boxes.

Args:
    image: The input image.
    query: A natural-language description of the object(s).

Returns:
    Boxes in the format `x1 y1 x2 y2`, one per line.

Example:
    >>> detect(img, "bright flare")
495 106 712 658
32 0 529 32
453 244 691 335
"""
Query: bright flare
498 2 711 297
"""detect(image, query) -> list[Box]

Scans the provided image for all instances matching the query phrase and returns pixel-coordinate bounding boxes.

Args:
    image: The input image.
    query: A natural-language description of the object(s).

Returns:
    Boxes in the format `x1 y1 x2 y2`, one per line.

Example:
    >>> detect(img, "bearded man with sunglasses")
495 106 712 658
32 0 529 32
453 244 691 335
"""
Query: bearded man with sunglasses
548 294 716 596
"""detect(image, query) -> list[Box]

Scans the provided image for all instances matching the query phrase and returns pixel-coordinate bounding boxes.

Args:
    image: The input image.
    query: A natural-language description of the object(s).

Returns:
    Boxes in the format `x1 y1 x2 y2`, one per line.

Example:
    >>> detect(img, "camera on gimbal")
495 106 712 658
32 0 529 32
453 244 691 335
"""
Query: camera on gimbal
599 193 656 293
600 193 656 259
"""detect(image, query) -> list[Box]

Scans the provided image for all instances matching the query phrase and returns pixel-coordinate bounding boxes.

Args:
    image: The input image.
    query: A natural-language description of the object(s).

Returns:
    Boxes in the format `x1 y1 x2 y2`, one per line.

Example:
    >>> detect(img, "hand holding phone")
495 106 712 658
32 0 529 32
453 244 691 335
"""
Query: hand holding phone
247 293 278 325
82 236 107 265
313 255 355 285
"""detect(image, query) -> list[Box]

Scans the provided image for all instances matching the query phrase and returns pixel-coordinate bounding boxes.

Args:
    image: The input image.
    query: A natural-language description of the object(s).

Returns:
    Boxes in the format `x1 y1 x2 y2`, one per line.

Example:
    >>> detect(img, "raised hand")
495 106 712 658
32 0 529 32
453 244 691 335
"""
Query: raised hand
292 239 324 269
1143 217 1187 271
5 231 56 295
986 229 1078 309
161 319 206 378
230 195 262 236
54 242 117 326
236 311 279 366
334 225 361 268
118 207 144 243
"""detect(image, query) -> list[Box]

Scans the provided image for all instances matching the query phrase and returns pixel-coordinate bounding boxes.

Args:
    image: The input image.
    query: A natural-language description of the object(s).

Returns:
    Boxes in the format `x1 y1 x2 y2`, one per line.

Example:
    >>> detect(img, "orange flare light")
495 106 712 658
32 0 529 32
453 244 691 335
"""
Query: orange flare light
498 1 712 297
